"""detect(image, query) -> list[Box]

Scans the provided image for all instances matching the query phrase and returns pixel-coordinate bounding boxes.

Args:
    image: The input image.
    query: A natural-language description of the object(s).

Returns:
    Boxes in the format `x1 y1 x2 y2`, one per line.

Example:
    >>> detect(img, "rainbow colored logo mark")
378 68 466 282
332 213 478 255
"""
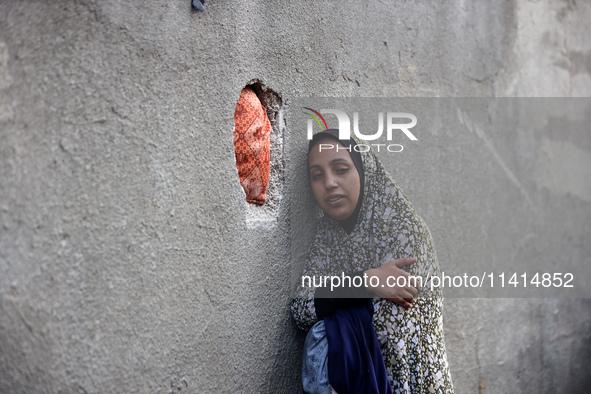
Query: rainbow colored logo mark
302 107 328 132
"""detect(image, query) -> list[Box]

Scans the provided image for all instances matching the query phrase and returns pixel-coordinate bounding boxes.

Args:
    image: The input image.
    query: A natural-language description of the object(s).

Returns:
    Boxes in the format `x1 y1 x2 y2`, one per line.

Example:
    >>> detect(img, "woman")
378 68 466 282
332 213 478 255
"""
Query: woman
291 130 454 393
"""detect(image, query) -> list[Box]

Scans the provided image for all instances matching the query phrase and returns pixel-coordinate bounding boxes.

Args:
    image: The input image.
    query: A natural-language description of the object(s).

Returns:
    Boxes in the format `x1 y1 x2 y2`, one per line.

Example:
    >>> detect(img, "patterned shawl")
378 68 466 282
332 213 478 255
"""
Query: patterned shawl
291 142 454 393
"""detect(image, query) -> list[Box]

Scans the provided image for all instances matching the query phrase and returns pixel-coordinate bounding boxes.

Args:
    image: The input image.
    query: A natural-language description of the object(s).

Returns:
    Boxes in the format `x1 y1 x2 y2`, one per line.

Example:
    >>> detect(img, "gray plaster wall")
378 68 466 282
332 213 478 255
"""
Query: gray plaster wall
0 1 590 393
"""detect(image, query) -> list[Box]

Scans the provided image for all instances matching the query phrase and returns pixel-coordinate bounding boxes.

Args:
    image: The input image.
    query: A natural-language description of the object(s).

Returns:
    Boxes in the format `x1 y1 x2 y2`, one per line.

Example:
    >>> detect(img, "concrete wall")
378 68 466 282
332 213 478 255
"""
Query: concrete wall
1 1 590 393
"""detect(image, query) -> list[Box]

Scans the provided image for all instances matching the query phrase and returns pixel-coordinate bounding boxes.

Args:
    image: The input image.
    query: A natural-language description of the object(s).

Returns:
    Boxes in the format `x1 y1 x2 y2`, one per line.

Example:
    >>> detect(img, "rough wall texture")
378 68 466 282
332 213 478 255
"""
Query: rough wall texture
0 1 590 393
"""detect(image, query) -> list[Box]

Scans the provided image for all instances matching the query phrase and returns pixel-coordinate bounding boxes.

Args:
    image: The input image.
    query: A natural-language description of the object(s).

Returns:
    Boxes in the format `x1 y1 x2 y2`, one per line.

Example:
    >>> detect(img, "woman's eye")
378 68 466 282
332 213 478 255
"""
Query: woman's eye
311 173 323 180
335 167 349 174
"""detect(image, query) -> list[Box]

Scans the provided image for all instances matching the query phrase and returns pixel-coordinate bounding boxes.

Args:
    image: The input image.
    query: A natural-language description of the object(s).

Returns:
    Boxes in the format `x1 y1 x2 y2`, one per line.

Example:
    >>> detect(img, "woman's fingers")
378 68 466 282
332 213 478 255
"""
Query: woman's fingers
386 297 413 309
386 286 415 300
390 257 421 293
385 269 419 297
365 258 423 300
394 257 417 268
414 277 421 293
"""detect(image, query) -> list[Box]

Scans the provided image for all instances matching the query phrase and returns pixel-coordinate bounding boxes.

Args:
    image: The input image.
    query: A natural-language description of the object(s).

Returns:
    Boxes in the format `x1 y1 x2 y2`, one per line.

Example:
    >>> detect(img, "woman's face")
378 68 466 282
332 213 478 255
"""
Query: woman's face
308 141 361 221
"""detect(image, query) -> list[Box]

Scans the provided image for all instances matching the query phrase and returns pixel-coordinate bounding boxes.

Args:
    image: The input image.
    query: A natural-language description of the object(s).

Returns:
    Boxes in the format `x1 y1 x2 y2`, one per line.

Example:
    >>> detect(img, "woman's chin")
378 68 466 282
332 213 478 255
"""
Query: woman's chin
324 209 352 221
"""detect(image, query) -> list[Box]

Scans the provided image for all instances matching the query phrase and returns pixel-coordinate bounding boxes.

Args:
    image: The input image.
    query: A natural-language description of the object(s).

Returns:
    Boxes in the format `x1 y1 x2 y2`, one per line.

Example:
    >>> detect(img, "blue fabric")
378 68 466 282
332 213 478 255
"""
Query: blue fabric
302 321 331 394
324 301 392 394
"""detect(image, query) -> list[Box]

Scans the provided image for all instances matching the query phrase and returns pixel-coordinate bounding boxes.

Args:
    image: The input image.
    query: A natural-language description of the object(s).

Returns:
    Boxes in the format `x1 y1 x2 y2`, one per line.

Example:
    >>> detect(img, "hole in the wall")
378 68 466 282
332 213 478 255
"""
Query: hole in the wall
234 80 285 226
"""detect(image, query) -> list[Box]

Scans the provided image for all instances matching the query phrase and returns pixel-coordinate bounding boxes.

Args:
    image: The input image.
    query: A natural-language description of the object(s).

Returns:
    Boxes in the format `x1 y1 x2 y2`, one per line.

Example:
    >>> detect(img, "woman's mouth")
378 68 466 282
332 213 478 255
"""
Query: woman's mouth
326 195 344 205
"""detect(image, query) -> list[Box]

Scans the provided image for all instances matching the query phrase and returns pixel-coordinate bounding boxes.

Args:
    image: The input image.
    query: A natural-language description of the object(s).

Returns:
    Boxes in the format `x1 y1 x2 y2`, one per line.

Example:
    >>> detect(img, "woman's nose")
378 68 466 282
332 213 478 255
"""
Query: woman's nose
325 173 338 189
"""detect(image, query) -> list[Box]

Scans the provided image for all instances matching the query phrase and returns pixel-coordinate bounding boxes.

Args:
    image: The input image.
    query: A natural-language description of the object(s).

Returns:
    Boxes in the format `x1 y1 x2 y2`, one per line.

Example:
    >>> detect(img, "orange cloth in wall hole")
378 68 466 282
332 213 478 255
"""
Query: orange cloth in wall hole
233 87 272 205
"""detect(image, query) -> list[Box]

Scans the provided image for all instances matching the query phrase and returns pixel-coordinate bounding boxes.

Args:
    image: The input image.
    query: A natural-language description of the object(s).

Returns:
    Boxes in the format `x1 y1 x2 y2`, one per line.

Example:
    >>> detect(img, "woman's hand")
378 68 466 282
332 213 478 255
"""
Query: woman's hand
364 257 420 309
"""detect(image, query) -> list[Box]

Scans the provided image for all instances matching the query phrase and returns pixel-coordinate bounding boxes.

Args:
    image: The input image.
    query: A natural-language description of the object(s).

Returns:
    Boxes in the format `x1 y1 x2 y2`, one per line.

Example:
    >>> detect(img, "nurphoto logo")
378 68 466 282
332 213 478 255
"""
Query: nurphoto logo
303 107 418 153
